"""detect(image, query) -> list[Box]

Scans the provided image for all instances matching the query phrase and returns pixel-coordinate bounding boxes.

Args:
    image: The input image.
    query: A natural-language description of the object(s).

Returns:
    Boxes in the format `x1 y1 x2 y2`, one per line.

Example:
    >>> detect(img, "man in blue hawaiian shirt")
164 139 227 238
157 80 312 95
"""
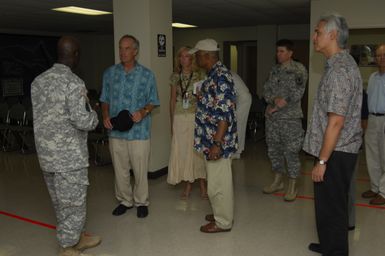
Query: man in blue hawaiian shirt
190 39 237 233
100 35 160 218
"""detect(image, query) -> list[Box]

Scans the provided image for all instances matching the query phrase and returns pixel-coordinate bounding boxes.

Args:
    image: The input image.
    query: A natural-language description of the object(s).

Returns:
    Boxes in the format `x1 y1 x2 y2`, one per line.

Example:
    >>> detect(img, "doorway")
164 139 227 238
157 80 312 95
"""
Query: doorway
223 40 257 95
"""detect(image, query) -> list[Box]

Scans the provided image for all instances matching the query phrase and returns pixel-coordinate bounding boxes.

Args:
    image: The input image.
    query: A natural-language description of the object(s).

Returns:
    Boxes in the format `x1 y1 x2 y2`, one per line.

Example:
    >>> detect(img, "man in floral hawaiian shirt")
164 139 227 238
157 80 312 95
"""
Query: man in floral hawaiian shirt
190 38 237 233
303 14 362 255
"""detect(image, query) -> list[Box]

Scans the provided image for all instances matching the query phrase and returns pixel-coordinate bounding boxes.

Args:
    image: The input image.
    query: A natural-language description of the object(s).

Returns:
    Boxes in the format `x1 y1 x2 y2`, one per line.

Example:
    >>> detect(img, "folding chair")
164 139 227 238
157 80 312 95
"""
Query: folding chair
0 102 9 150
5 103 26 151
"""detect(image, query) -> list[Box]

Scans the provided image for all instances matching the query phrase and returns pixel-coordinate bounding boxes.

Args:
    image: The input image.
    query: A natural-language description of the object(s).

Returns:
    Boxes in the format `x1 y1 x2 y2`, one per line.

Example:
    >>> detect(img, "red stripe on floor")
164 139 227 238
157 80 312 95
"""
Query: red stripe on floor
274 192 314 200
272 193 385 210
354 203 385 210
301 171 370 182
301 171 369 182
0 210 56 230
1 193 385 232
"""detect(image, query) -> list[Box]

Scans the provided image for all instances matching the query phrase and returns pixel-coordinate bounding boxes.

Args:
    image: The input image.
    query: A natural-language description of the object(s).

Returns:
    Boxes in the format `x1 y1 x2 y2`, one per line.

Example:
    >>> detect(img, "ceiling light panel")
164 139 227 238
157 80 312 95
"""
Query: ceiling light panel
52 6 112 16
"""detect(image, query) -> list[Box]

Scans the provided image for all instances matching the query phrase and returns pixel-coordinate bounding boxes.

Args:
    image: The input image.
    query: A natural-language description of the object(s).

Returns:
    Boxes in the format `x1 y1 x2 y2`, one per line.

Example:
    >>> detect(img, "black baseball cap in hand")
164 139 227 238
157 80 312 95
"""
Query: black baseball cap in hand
110 110 134 132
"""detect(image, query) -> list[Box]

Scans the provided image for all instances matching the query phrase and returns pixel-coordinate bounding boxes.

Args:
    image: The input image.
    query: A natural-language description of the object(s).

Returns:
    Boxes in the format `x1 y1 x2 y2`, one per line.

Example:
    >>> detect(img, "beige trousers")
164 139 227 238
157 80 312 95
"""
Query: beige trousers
109 138 150 207
206 158 234 229
365 115 385 197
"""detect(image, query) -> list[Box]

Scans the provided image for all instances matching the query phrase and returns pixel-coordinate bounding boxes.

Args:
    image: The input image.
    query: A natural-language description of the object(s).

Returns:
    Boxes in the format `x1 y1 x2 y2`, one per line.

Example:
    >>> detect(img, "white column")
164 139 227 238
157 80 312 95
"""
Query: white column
113 0 172 172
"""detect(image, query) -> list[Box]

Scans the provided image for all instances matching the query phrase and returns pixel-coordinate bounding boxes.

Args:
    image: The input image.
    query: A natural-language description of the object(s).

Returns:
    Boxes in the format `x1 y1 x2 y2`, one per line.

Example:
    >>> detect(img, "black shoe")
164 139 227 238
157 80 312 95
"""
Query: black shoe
348 226 355 231
112 204 132 216
137 206 148 218
308 243 322 254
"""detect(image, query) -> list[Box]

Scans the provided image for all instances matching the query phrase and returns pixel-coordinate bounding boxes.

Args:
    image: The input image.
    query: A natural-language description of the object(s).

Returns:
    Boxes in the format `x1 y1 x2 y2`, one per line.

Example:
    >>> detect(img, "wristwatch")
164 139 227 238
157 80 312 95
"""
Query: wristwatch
317 158 327 165
143 107 150 115
213 140 222 147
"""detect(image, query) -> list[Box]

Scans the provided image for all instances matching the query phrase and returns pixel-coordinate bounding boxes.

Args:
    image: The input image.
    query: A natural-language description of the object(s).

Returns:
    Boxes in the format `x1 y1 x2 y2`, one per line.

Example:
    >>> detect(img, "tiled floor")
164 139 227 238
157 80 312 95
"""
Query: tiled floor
0 140 384 256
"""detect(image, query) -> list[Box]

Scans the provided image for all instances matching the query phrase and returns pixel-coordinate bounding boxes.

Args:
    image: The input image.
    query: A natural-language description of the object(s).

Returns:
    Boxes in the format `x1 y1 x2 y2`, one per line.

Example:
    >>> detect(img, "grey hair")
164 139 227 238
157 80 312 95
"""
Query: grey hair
119 34 140 51
319 13 349 49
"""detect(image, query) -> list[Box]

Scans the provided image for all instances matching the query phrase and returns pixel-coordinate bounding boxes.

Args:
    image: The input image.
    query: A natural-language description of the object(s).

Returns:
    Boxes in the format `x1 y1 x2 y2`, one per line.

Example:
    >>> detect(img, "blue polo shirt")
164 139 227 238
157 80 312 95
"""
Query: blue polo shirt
367 71 385 114
100 62 160 140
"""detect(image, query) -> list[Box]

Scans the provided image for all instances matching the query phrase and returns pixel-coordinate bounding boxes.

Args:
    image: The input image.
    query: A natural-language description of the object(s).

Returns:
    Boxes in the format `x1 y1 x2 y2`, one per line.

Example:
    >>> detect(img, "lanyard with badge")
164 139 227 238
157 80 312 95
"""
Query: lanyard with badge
179 72 193 109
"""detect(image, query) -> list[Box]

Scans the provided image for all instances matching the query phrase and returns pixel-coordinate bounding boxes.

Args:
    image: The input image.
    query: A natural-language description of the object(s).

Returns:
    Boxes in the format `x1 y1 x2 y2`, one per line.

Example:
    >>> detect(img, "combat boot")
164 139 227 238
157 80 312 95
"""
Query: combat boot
59 247 92 256
284 178 298 201
74 233 102 251
263 173 284 194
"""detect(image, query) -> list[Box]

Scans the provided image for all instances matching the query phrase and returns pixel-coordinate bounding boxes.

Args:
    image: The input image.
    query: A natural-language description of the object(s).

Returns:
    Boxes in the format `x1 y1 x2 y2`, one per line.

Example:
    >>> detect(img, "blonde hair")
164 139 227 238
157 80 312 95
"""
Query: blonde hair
173 46 198 73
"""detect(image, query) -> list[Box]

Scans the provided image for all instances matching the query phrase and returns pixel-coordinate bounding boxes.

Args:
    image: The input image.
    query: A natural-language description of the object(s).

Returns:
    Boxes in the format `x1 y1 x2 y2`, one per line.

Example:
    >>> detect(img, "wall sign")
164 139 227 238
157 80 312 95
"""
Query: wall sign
157 34 166 57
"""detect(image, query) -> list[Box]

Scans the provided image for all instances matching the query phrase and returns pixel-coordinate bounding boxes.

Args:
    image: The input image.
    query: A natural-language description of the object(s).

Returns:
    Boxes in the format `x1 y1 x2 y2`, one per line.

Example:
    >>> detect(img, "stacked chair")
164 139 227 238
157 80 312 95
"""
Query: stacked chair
0 95 111 165
0 98 35 153
0 102 9 150
87 101 111 166
247 95 266 142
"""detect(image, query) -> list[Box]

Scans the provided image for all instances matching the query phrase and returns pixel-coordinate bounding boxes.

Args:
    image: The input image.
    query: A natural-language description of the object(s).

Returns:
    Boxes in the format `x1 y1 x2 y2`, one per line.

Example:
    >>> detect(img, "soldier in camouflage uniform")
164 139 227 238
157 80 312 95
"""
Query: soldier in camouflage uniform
262 39 308 202
31 36 101 256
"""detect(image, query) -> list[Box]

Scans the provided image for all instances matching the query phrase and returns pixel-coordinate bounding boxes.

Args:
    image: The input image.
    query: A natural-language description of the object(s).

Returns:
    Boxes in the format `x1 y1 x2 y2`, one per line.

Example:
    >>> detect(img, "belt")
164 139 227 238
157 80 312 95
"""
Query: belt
370 113 385 116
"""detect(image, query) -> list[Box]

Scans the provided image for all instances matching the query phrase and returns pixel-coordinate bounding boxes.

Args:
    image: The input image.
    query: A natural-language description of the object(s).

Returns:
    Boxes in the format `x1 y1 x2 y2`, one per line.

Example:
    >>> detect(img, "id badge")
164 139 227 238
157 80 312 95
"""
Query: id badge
182 93 190 109
193 80 203 95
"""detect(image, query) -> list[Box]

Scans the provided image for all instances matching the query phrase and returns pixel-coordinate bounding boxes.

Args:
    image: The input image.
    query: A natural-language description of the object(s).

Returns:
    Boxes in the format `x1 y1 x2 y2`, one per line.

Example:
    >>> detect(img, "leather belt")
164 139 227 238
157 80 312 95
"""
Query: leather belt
370 113 385 116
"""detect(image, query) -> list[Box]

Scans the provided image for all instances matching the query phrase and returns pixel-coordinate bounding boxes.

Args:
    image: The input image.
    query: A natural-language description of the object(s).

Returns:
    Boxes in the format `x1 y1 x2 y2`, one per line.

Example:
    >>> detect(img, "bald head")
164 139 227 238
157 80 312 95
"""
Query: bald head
57 36 80 69
376 44 385 73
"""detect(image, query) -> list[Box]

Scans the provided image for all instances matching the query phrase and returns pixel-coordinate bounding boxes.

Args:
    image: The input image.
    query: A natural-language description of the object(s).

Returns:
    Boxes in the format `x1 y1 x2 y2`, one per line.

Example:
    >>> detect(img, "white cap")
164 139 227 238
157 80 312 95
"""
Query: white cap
189 39 220 54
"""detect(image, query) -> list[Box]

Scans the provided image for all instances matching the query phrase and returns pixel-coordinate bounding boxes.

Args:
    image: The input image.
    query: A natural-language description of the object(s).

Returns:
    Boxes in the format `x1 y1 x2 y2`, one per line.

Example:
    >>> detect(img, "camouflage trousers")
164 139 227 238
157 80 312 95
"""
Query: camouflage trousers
43 169 89 248
265 118 304 178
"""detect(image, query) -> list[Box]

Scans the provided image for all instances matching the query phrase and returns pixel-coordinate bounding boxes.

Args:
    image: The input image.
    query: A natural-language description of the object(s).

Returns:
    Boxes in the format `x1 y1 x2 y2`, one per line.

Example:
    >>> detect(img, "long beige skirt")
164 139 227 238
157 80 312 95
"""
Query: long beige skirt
167 113 206 185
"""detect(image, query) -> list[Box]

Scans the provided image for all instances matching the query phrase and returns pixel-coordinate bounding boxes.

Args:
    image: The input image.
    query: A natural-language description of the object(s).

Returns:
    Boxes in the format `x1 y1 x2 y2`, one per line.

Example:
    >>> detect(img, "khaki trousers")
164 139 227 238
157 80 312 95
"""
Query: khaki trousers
109 138 150 207
206 158 234 229
365 115 385 197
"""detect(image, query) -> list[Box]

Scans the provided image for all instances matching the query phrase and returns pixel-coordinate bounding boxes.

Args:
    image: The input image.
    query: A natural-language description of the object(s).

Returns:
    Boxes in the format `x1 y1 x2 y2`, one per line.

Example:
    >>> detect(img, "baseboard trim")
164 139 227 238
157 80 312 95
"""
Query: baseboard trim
148 166 168 179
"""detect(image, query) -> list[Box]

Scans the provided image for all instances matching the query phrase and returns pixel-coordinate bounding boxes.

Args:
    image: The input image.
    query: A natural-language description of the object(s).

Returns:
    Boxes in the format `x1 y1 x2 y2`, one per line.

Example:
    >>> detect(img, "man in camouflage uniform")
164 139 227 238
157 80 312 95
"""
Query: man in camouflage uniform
262 39 308 201
31 36 101 256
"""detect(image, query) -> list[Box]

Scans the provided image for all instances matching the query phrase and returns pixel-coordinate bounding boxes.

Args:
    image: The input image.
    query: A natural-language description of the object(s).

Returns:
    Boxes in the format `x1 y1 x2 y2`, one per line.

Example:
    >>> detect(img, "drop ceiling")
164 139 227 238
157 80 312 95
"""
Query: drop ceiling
0 0 310 34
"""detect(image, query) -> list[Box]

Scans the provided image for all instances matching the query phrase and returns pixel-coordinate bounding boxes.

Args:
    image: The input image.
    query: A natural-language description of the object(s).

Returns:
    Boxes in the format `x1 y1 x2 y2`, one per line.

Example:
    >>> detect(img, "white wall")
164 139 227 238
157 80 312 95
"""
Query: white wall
148 0 173 172
3 20 311 173
349 29 385 88
173 26 259 58
3 22 310 104
173 24 309 96
277 24 310 40
308 0 385 120
113 0 173 172
76 34 114 92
